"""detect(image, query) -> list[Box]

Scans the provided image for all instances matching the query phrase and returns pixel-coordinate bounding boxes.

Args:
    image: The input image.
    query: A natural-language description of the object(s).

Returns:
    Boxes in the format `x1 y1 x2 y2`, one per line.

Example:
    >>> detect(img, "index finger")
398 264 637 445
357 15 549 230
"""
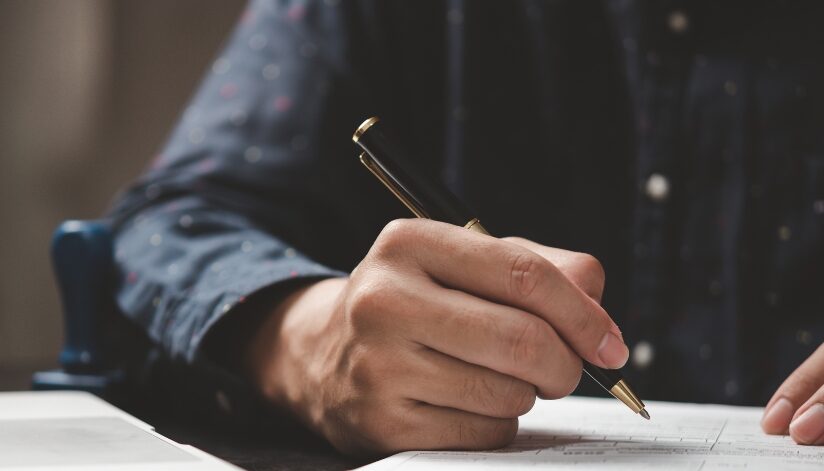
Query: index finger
394 219 628 369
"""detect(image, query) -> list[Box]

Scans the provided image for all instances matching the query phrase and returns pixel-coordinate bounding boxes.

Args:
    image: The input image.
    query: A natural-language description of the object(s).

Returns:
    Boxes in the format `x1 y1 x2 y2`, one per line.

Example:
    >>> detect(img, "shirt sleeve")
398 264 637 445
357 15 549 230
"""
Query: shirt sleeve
107 0 384 399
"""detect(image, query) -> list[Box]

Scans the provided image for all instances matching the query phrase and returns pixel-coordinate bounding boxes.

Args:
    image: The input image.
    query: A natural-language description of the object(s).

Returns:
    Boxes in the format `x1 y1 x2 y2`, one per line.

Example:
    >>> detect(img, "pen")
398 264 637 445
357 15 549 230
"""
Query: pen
352 116 650 420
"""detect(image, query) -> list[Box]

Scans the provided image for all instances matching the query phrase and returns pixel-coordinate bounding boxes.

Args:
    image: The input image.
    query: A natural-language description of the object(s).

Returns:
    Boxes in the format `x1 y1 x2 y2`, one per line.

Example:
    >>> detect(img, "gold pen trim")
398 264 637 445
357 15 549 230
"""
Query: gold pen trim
359 152 429 218
353 116 380 143
464 218 489 235
609 379 647 415
353 116 649 420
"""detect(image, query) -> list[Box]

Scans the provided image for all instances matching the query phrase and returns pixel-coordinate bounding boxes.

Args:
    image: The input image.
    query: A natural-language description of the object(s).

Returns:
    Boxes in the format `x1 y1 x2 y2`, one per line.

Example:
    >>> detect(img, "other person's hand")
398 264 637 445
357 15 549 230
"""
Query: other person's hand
245 219 628 455
762 343 824 445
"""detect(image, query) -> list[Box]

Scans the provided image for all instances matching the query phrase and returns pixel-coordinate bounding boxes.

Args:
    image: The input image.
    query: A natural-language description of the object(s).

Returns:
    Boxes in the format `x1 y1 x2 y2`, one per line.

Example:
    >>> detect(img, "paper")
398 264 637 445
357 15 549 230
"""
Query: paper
360 396 824 470
0 391 241 471
0 417 196 467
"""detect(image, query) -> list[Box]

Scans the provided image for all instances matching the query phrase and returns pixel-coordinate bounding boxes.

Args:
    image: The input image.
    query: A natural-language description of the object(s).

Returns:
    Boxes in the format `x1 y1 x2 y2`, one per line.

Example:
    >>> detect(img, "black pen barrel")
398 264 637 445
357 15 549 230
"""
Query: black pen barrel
583 362 623 391
353 116 648 419
353 117 475 227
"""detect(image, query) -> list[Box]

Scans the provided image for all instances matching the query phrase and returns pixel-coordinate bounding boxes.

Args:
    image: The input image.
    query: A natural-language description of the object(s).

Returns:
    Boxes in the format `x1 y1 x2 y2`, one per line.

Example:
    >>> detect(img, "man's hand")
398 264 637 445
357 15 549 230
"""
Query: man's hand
245 219 627 455
762 343 824 445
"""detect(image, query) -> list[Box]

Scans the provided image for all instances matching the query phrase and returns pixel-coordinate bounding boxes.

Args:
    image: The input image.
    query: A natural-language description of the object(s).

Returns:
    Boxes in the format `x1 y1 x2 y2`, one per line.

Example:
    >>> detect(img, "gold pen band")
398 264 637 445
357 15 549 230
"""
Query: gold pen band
464 218 489 235
353 117 379 143
353 116 649 420
609 379 646 414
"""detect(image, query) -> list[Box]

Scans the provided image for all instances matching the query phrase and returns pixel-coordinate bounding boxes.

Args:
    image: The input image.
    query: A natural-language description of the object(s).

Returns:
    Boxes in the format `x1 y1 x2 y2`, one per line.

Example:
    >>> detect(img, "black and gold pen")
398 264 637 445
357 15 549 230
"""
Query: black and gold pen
352 116 650 420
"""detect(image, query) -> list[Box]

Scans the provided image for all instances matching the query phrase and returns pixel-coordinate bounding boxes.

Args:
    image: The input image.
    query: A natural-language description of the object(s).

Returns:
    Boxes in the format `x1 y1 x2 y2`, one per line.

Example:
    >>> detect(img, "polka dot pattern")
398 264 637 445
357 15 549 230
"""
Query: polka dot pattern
609 0 824 404
106 0 824 413
107 0 352 372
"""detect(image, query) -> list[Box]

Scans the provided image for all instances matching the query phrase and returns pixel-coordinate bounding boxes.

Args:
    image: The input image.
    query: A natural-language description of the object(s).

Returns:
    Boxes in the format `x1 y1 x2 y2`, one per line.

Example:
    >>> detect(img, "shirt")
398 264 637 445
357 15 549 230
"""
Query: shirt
109 0 824 419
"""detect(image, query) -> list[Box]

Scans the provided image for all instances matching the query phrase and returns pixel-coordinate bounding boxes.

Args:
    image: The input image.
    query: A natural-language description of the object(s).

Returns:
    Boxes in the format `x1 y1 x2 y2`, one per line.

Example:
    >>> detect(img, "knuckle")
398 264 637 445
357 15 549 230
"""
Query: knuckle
501 379 537 417
458 375 482 403
460 375 498 412
460 374 535 418
346 278 391 325
373 219 418 259
486 418 519 448
507 318 544 368
543 355 583 399
507 250 547 299
573 253 605 294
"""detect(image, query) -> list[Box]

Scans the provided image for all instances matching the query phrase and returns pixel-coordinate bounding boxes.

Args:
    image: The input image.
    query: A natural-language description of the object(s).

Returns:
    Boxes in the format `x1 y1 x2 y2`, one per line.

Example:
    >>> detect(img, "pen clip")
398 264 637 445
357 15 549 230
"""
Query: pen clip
359 152 430 219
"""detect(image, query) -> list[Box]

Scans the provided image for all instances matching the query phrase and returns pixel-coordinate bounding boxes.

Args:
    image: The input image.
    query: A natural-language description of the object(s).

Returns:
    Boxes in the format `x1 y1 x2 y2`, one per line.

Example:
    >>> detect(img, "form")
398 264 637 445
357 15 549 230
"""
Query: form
360 396 824 470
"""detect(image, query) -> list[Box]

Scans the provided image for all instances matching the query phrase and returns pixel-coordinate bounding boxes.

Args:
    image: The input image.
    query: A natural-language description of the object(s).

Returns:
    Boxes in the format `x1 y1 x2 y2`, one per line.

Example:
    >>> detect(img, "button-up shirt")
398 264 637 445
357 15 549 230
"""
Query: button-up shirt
109 0 824 418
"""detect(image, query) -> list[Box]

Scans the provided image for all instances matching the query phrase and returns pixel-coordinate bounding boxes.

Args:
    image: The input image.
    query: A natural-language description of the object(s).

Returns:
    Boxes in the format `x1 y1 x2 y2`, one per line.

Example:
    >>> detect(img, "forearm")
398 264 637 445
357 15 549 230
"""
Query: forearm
110 195 344 363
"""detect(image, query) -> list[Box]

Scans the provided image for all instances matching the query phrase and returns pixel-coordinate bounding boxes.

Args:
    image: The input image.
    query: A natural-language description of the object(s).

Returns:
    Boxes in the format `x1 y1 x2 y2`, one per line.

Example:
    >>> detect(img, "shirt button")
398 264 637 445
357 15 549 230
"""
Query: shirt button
796 330 812 345
215 390 233 415
724 80 738 96
668 10 689 34
632 341 655 369
766 290 780 307
724 380 739 397
708 279 723 297
645 173 670 202
698 344 712 360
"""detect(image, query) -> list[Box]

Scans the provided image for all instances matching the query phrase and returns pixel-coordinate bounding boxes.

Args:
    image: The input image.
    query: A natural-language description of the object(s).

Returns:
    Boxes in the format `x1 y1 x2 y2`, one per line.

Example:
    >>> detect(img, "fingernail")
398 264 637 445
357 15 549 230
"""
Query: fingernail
790 404 824 445
610 322 624 342
761 397 793 434
597 332 629 369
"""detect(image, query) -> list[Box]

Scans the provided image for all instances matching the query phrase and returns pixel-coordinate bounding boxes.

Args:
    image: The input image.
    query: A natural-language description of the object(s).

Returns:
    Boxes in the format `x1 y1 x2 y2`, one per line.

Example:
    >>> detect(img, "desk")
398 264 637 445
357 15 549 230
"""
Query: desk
0 367 366 471
151 413 364 471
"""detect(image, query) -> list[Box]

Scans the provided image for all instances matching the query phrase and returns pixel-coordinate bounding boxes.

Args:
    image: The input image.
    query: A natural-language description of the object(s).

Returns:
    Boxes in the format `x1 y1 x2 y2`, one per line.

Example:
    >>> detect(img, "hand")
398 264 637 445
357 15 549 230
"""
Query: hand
762 343 824 445
244 219 628 455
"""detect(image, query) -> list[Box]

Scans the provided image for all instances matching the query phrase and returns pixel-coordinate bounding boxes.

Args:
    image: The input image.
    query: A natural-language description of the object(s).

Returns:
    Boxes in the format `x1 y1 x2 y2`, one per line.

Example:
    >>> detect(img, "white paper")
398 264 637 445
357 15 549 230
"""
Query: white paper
360 396 824 470
0 391 241 471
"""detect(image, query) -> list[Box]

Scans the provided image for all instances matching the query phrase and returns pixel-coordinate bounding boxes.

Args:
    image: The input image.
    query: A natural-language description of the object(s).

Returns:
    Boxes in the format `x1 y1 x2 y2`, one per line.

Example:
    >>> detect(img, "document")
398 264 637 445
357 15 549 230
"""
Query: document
360 396 824 470
0 391 240 471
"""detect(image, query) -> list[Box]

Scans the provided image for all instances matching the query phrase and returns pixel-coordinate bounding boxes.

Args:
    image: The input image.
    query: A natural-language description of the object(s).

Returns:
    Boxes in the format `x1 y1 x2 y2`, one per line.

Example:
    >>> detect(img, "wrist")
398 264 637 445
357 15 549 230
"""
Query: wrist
243 277 348 412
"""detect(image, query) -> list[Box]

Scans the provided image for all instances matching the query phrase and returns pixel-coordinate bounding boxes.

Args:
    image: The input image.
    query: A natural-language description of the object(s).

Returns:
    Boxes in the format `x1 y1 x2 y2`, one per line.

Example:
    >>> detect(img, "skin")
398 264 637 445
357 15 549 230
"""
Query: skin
244 219 626 455
761 343 824 445
244 218 824 454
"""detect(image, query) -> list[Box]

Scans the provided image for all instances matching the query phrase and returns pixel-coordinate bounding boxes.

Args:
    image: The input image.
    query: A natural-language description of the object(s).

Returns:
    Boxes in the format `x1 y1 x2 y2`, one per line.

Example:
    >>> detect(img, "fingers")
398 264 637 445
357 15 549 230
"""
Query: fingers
762 343 824 443
381 402 519 452
790 386 824 445
503 237 605 304
386 280 582 399
375 219 626 369
401 347 537 419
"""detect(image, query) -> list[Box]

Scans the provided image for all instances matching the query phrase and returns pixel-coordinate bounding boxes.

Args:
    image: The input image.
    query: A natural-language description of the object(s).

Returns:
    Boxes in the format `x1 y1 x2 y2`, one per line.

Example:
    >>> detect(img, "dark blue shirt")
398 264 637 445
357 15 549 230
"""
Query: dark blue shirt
109 0 824 417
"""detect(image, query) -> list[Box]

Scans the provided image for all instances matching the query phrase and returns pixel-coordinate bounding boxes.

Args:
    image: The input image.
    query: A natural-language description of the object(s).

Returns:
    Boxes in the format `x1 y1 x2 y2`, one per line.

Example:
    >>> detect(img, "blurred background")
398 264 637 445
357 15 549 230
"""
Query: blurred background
0 0 245 388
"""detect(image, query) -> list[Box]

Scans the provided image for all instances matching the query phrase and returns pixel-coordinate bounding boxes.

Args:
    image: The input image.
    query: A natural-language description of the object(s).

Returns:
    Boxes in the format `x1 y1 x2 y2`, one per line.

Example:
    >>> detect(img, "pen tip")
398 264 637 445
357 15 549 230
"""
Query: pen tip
639 409 650 420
